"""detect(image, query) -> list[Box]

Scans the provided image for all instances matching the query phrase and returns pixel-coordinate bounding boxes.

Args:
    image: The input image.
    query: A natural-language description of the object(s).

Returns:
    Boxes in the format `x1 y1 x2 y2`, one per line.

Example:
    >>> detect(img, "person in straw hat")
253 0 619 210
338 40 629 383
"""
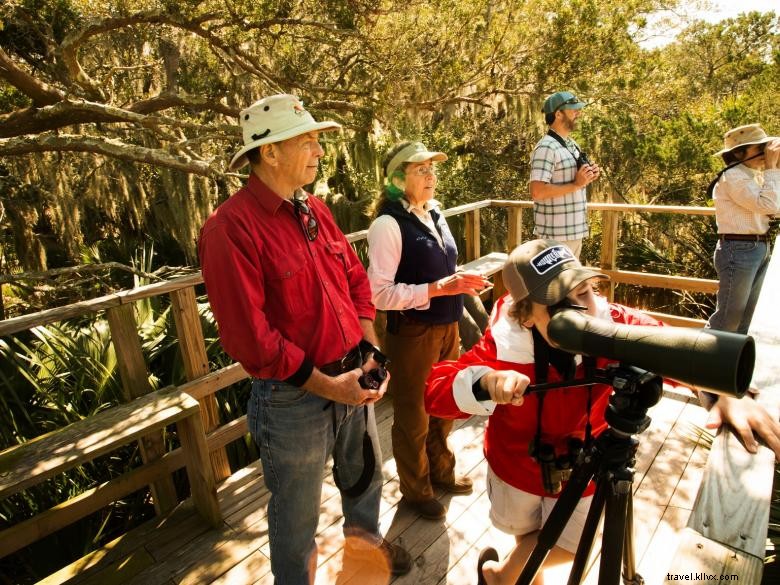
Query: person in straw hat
707 123 780 334
424 239 780 585
199 94 411 583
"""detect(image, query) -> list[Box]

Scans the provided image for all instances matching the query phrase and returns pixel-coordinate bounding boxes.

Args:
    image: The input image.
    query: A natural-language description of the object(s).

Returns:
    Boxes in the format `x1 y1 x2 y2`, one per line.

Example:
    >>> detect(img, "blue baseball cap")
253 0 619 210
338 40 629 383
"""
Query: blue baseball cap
542 91 585 115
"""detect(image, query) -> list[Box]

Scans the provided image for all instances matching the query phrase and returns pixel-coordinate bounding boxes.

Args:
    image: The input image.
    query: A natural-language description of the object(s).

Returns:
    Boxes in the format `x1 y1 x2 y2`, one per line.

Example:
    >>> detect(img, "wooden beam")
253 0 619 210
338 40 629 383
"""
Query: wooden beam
177 408 222 528
106 304 178 514
464 209 480 263
599 210 619 301
506 207 523 253
600 269 719 294
170 287 231 482
0 389 198 499
0 273 203 337
179 363 248 401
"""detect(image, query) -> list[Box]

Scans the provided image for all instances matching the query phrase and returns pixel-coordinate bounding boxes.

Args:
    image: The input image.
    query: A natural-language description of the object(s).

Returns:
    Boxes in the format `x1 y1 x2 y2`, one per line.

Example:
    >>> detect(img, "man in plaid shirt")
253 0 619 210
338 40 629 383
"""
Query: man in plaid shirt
529 91 600 258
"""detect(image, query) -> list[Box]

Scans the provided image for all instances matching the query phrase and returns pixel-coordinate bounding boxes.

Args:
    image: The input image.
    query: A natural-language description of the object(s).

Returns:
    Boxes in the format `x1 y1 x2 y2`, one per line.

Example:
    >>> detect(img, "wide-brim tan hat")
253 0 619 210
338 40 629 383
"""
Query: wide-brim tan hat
502 240 608 305
715 123 777 156
385 142 448 177
229 94 341 171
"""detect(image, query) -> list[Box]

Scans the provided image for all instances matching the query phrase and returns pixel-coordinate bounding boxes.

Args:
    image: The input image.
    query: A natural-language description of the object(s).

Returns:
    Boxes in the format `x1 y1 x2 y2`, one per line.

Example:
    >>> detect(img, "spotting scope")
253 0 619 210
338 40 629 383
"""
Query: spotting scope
547 308 754 397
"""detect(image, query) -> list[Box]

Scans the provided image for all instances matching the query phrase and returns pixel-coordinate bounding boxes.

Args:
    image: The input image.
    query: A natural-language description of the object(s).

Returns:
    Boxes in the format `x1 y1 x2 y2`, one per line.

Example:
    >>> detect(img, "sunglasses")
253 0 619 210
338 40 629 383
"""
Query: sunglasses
556 97 581 111
292 199 319 241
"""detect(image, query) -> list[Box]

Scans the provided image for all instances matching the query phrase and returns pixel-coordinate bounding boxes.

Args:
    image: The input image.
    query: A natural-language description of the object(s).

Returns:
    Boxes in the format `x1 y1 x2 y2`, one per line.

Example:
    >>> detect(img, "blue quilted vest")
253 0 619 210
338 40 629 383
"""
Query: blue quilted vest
379 201 463 324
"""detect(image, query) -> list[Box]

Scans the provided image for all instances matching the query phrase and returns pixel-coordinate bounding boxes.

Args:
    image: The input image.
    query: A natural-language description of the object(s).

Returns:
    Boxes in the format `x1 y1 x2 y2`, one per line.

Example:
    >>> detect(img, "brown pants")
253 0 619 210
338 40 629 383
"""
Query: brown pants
385 318 460 502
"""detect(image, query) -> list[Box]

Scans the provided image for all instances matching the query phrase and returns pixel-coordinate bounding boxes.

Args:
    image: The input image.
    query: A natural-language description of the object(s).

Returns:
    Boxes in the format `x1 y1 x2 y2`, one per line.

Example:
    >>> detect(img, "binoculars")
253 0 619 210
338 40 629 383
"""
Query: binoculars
530 437 585 495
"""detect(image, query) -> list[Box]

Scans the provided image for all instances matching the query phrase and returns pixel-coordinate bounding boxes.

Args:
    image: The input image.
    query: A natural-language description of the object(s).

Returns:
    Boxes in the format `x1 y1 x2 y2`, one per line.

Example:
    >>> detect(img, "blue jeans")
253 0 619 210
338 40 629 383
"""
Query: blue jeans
247 379 383 585
707 239 770 334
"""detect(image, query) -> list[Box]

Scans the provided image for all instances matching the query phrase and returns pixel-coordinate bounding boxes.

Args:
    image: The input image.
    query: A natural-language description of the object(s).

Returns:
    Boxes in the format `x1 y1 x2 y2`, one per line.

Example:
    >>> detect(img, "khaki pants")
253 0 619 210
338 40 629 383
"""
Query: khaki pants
385 318 459 502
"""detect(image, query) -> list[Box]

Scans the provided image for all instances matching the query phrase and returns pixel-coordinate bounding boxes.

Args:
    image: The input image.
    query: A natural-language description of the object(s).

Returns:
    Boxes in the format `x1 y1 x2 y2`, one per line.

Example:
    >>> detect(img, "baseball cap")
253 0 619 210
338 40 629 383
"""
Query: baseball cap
542 91 585 115
502 240 608 305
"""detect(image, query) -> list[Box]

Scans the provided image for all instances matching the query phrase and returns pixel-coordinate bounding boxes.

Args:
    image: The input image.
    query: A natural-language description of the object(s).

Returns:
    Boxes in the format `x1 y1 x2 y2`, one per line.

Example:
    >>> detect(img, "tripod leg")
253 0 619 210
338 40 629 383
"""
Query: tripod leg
516 456 599 585
621 492 644 585
566 478 608 585
598 478 631 585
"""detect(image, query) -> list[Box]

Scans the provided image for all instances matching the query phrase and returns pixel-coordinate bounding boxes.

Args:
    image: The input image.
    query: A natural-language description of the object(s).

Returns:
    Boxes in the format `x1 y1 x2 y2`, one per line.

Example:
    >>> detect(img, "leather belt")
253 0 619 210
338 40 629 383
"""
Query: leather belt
719 233 770 242
319 346 362 377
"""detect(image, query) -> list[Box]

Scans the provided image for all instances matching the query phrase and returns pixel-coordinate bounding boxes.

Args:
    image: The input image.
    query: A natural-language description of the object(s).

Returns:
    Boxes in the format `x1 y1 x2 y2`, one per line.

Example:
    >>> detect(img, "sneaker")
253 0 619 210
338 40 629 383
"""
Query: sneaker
432 475 473 494
344 537 413 577
403 496 447 520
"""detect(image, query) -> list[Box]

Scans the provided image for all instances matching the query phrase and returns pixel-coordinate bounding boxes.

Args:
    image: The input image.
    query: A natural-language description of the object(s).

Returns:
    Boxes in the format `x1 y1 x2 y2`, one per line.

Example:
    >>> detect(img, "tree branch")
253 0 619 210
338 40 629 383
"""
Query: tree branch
0 134 220 177
0 97 239 138
0 46 65 106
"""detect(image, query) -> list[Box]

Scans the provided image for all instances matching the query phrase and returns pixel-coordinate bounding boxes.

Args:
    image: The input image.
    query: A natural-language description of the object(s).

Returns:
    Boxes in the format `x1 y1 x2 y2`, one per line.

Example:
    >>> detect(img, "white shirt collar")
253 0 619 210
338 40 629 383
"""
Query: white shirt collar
401 198 440 215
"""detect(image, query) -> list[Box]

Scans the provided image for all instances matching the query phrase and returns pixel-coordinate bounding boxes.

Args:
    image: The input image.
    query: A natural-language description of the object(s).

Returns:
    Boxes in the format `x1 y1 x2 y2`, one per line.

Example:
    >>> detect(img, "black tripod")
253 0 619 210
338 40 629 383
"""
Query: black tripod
515 364 663 585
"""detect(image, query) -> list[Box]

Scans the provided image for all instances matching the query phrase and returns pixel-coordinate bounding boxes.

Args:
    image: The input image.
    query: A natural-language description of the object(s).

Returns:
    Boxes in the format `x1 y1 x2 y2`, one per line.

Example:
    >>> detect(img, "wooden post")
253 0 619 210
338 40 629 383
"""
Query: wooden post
170 287 231 482
177 408 222 528
599 210 619 301
465 209 480 263
507 207 523 253
106 304 178 515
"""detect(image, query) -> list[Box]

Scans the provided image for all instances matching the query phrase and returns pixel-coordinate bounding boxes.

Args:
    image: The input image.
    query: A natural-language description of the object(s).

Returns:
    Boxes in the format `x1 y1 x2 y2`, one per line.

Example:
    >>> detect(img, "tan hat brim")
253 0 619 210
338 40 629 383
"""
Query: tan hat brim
714 135 777 156
404 151 448 164
529 267 609 306
228 120 342 171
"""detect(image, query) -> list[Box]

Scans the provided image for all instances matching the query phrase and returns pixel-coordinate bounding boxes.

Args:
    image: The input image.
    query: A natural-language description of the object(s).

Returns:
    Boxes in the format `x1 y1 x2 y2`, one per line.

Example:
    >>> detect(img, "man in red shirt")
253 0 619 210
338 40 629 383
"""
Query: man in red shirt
199 94 411 584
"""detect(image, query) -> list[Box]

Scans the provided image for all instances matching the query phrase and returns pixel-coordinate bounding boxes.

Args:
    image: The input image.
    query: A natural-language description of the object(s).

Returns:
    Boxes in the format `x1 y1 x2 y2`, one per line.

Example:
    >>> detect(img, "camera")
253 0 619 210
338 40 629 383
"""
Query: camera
358 347 389 390
576 150 591 169
529 437 584 494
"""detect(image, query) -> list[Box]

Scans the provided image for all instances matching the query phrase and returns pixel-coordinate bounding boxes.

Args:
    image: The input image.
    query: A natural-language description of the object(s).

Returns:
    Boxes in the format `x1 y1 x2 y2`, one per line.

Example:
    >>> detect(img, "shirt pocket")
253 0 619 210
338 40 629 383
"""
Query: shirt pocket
325 239 350 281
265 248 309 315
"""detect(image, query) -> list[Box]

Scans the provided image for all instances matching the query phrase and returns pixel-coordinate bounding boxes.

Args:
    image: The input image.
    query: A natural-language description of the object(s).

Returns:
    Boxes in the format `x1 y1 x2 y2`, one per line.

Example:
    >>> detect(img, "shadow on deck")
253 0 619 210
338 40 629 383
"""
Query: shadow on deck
41 387 710 585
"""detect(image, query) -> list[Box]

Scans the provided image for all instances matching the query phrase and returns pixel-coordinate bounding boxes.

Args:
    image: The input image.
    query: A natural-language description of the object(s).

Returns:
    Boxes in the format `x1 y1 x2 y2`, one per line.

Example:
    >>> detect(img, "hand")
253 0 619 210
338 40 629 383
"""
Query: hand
358 354 390 404
764 139 780 169
305 368 382 406
574 163 600 188
429 270 491 298
479 370 529 406
706 395 780 461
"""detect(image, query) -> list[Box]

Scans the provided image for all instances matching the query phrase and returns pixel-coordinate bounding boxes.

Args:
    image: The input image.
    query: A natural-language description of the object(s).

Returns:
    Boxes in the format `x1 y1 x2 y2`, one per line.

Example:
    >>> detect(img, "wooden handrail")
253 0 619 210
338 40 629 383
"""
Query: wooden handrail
0 200 716 335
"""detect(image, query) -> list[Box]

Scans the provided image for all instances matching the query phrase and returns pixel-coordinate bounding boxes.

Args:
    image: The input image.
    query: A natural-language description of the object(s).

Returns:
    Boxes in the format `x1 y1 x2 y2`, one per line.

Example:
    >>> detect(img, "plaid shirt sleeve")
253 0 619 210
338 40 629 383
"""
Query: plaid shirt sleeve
530 142 556 183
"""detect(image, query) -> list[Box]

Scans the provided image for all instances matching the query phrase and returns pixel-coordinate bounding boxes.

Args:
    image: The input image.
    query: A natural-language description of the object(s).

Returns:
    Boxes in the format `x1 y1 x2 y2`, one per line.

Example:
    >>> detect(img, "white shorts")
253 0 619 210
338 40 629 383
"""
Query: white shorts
487 465 594 554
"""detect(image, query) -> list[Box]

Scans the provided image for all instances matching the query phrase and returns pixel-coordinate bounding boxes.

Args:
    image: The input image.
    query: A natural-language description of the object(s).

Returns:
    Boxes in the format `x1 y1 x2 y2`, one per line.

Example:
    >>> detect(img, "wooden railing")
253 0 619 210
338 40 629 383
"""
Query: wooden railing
1 199 773 583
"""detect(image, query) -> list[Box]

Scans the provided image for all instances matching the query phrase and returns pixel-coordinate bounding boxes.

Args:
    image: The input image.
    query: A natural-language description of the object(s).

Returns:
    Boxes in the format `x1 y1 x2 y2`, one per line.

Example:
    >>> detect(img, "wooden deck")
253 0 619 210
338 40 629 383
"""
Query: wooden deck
41 385 715 585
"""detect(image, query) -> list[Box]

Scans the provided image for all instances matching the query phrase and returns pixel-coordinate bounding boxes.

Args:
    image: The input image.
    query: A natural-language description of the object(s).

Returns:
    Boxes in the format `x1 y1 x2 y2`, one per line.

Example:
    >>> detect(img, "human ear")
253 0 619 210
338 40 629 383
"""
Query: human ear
260 143 278 167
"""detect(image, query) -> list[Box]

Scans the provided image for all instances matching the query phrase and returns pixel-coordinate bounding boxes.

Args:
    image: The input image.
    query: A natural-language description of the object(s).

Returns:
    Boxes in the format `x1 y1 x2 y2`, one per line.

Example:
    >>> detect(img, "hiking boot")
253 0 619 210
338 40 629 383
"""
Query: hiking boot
403 496 447 520
433 475 473 494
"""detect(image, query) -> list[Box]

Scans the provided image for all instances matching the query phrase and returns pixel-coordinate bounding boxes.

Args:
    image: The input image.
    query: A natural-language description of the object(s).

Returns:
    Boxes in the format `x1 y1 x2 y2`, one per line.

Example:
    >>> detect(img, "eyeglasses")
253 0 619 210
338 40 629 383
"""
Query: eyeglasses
406 165 437 177
292 199 319 241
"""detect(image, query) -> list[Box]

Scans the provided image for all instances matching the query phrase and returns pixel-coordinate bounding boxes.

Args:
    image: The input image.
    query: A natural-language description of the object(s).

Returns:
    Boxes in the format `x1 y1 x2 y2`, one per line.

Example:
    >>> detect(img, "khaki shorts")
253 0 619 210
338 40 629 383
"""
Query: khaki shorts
487 465 594 554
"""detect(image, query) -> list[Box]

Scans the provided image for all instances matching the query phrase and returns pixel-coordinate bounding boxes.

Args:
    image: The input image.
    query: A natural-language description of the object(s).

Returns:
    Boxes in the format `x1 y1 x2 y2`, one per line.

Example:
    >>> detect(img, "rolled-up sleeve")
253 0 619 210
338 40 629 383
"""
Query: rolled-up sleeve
366 215 431 310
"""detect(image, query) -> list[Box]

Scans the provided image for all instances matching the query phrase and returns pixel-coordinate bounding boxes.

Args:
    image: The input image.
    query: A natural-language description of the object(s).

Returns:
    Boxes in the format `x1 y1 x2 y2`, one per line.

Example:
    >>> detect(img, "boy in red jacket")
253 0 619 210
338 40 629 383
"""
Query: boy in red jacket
425 239 780 585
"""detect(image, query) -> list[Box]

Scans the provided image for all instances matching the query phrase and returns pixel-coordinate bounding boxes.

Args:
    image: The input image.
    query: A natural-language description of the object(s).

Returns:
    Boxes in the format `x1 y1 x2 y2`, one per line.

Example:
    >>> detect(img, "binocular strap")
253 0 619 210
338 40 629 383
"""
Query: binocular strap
332 405 376 498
